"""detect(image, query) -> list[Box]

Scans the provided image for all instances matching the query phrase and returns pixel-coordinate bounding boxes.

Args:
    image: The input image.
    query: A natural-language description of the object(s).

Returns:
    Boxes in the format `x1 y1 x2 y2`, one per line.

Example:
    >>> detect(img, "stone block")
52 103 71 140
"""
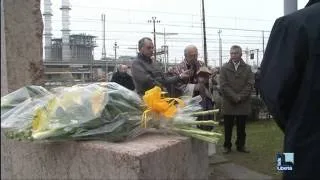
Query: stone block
208 143 216 156
1 133 209 180
3 0 44 93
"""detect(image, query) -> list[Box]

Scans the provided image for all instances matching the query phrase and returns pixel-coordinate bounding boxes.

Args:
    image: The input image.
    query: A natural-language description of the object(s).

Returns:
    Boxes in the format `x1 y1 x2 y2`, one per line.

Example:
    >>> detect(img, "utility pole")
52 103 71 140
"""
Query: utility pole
101 14 106 60
101 13 107 81
284 0 297 15
158 28 179 46
153 28 178 71
256 49 259 67
245 47 249 64
262 30 265 55
128 47 138 54
201 0 208 66
113 41 119 62
148 17 160 61
218 30 222 68
90 52 94 82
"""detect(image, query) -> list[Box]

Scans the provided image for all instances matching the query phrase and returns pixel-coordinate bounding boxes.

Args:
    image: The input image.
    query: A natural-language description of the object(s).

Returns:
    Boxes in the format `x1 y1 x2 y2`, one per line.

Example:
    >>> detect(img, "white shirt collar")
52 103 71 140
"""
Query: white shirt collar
233 61 240 71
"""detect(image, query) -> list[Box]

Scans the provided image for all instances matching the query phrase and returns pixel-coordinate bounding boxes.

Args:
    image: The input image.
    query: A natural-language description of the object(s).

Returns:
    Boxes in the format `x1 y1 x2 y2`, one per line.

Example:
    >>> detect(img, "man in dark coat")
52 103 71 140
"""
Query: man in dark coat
131 37 191 97
220 45 254 154
259 1 320 179
111 64 135 90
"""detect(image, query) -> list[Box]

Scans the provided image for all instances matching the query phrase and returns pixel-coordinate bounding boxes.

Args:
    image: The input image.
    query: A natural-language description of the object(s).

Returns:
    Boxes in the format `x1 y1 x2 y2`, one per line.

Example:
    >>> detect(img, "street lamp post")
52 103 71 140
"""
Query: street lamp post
113 41 119 62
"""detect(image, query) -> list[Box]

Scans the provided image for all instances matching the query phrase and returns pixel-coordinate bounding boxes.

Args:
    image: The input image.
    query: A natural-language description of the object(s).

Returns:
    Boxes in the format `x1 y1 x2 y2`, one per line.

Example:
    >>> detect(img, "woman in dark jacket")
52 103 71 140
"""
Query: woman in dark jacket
111 64 135 90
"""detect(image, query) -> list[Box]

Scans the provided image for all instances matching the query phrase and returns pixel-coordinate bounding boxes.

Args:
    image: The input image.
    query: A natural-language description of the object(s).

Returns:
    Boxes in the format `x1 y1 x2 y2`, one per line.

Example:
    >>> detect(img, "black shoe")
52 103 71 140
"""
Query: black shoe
237 147 250 153
223 148 231 154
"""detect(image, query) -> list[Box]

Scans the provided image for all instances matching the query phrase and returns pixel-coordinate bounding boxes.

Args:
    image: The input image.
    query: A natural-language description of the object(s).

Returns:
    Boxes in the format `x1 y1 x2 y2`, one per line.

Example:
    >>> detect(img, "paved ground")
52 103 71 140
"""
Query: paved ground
209 154 273 180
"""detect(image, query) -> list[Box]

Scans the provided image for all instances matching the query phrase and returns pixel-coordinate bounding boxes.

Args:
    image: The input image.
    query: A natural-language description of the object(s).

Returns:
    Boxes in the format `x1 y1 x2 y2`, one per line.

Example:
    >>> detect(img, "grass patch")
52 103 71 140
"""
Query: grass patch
215 120 284 179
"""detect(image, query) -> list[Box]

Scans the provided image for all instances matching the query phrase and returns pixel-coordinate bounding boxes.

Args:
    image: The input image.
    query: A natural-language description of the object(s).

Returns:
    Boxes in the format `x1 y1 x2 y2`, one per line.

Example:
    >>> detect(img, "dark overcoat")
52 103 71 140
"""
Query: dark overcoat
260 1 320 179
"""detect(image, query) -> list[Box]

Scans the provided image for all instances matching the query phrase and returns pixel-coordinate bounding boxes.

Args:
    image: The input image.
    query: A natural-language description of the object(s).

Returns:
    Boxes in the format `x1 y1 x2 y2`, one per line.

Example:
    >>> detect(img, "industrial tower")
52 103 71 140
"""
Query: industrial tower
60 0 71 61
43 0 53 61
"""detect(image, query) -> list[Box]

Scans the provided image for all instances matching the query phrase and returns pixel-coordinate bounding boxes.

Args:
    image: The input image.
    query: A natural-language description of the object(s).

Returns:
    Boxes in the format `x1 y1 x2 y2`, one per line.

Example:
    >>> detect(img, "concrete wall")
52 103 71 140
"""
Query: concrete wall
1 134 208 180
2 0 44 93
1 0 8 96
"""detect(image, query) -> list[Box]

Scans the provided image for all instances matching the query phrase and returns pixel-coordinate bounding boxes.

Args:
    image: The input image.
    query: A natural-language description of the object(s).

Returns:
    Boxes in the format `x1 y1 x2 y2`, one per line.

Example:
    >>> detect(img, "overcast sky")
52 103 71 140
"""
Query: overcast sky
42 0 309 66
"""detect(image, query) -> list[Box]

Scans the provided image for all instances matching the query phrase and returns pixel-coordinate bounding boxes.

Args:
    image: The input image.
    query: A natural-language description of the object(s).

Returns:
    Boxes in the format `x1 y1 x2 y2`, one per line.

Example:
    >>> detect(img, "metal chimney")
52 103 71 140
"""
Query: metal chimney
101 14 106 60
43 0 53 61
60 0 71 61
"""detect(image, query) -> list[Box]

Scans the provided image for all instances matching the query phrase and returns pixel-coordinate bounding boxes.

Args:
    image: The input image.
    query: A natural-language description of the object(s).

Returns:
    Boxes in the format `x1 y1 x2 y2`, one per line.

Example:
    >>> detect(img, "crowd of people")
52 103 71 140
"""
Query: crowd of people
109 0 320 179
111 37 255 154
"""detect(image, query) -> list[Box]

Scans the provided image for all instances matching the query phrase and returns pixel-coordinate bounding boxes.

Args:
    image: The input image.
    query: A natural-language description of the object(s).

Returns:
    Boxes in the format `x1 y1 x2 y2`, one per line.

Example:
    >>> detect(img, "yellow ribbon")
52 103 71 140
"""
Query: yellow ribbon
141 86 185 128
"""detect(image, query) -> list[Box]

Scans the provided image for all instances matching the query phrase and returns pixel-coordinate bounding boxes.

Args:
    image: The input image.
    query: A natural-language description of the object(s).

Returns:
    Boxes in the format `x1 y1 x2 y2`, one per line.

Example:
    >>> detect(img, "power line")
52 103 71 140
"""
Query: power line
51 19 271 32
49 29 269 38
166 37 267 42
162 23 271 32
67 5 275 22
51 19 274 31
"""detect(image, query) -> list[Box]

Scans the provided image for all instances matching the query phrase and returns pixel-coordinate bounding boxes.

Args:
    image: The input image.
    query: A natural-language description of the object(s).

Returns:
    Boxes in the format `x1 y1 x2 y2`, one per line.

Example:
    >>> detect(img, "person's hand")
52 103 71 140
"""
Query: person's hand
179 70 193 81
194 83 206 92
194 83 201 91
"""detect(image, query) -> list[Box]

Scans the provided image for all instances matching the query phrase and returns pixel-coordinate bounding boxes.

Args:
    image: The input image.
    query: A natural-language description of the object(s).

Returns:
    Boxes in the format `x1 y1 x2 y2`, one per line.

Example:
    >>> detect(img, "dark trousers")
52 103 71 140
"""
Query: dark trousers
223 115 247 149
255 87 260 96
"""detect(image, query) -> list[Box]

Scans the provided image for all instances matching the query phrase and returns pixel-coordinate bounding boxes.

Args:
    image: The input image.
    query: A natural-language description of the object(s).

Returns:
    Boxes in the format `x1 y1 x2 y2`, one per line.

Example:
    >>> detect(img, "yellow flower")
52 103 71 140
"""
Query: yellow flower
141 86 184 127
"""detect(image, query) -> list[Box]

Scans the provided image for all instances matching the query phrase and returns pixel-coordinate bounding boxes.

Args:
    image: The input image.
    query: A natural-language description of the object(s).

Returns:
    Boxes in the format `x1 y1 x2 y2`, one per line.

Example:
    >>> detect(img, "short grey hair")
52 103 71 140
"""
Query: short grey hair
184 45 198 57
138 37 152 50
230 45 242 54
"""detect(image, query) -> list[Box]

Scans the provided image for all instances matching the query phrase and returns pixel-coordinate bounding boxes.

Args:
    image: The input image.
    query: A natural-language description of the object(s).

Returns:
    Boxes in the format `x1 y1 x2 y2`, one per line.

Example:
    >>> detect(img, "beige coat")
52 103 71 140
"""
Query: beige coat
219 60 254 115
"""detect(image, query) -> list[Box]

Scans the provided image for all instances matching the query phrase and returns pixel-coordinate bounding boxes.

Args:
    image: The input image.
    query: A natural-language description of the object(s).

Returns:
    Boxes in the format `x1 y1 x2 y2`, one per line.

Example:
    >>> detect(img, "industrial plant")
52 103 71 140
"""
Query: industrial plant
42 0 134 87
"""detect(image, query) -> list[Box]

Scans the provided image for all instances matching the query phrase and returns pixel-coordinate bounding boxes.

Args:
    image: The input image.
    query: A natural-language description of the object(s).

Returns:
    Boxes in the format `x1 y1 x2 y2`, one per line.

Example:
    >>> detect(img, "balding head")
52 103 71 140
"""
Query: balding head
184 45 198 65
118 64 128 73
138 37 154 58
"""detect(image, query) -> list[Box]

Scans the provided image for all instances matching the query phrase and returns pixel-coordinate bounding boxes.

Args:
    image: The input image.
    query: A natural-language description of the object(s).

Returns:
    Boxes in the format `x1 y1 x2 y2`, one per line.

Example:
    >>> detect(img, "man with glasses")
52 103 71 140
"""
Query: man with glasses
174 45 217 131
220 45 254 154
174 45 205 96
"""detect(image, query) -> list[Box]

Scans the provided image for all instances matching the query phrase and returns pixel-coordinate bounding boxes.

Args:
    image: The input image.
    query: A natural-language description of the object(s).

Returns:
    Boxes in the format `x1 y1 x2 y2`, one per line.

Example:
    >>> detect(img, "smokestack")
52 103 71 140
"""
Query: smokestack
60 0 71 61
43 0 53 61
101 14 106 60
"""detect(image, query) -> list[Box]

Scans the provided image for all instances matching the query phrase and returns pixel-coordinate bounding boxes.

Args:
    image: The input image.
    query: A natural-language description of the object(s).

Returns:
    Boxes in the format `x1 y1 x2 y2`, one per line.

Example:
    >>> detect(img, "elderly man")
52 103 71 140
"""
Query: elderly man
111 64 135 90
260 1 320 178
131 37 191 96
174 45 205 96
220 45 254 154
174 45 216 130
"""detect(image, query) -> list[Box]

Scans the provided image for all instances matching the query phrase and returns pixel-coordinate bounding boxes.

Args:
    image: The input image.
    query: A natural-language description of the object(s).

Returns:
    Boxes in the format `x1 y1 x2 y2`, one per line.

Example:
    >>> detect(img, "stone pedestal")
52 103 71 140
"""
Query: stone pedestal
2 0 44 93
1 134 209 180
1 0 8 96
208 143 216 156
